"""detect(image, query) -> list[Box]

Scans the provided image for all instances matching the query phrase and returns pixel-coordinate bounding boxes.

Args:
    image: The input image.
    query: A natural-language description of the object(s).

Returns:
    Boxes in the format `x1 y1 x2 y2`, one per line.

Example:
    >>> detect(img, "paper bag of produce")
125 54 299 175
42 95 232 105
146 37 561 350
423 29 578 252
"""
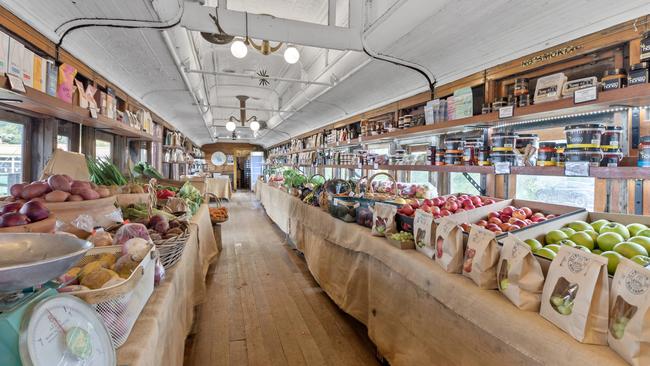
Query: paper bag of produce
540 246 609 344
497 234 545 311
435 217 464 273
463 225 500 288
608 258 650 365
371 203 396 237
413 209 435 259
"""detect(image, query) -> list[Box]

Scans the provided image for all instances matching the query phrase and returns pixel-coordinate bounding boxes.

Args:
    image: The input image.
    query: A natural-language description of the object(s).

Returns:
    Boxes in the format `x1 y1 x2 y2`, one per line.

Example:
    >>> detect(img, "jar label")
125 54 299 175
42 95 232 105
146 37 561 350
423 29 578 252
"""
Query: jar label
641 37 650 61
603 79 621 90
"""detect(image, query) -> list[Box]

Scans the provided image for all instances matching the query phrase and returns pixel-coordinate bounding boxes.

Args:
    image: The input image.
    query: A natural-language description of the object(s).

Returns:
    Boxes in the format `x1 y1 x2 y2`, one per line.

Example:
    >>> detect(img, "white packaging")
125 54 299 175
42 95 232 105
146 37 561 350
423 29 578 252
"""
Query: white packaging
22 48 34 87
8 37 23 77
534 72 567 104
0 31 9 75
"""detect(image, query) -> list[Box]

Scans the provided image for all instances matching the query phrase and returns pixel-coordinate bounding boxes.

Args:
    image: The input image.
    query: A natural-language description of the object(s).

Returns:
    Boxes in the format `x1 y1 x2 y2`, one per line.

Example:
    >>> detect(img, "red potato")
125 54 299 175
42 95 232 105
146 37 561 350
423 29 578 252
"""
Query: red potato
45 190 71 202
1 202 23 214
10 183 27 198
47 175 72 192
67 194 83 202
21 182 50 200
0 212 30 227
19 200 50 222
79 189 100 200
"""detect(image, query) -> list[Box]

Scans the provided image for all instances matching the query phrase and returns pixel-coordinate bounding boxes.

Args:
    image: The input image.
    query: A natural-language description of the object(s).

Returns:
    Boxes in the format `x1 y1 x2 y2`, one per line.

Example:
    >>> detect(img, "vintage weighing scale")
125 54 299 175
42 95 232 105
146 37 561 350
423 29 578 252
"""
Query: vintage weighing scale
0 233 115 365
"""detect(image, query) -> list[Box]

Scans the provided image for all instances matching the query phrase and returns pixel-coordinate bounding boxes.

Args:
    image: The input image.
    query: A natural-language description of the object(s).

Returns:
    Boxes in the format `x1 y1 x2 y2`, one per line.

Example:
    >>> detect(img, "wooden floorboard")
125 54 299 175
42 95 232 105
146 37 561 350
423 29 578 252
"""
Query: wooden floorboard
186 192 379 366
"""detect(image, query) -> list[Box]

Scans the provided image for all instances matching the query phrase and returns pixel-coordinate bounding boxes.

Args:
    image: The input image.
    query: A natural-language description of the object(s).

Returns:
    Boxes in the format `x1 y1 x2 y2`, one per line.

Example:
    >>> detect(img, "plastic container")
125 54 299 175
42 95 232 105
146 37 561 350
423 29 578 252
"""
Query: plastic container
514 78 529 96
444 138 463 153
491 132 517 152
564 148 603 167
435 149 446 166
639 136 650 167
515 134 539 152
602 68 627 90
600 125 622 150
477 148 491 166
444 152 463 165
490 151 516 165
428 146 436 165
601 149 623 167
628 62 649 86
492 98 508 109
402 115 413 128
537 142 557 166
462 138 482 165
564 124 605 149
517 94 530 107
481 103 492 114
556 143 566 167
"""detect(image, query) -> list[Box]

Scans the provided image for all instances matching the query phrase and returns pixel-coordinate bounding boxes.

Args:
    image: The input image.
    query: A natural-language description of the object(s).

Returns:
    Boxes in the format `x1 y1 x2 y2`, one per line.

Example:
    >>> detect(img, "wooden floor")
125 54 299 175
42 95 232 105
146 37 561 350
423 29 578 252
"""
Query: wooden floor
185 192 379 366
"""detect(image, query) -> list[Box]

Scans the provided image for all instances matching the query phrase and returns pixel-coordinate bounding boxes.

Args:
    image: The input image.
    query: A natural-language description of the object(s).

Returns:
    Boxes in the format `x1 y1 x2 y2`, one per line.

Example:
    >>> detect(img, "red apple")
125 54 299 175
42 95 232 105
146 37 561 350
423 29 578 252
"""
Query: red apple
400 205 415 216
444 200 459 212
410 200 420 209
431 206 441 215
521 207 533 218
464 204 475 210
455 208 465 213
458 195 469 201
508 224 521 232
502 206 516 216
487 212 499 219
500 223 512 231
508 217 518 224
546 214 556 219
484 198 496 205
420 205 432 214
476 220 488 227
470 196 482 205
488 217 502 225
525 219 533 225
460 223 471 232
486 223 500 232
512 219 527 228
512 209 527 220
532 216 547 223
440 209 451 217
499 214 511 223
423 199 433 207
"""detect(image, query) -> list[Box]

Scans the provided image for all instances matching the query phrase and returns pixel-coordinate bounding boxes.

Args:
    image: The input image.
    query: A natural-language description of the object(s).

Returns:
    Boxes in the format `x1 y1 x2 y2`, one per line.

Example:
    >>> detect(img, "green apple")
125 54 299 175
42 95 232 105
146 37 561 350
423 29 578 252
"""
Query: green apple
631 255 650 267
558 239 577 247
499 278 509 290
535 247 557 260
524 238 543 251
545 230 568 245
545 244 561 253
592 249 602 255
576 245 591 253
560 227 576 237
569 231 595 250
600 222 631 240
613 242 649 259
597 232 625 251
591 219 610 233
638 229 650 238
601 251 623 275
584 230 599 242
627 223 648 237
566 220 593 232
629 236 650 253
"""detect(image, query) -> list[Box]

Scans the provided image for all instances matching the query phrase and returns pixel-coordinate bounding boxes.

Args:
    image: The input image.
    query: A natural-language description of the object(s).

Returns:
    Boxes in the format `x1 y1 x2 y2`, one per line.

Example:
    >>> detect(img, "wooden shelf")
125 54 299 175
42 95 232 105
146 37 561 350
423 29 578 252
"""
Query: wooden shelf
0 76 160 141
268 147 318 159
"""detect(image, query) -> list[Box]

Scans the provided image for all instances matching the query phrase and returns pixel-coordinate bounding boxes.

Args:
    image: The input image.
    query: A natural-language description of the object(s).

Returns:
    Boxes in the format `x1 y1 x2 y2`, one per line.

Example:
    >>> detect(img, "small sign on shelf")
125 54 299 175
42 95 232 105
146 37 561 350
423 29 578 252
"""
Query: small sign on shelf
7 73 25 93
565 161 590 177
498 105 514 119
373 162 379 170
494 162 511 175
573 86 598 104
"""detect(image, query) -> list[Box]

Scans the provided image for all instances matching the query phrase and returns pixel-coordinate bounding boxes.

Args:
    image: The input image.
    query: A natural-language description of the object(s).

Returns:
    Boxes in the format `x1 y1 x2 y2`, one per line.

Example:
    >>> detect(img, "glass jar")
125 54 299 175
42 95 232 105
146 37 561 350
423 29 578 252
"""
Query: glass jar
492 97 508 109
444 152 463 166
491 132 517 152
402 115 413 128
435 149 446 166
517 94 530 107
444 138 463 154
514 78 529 96
600 125 622 150
564 148 603 167
628 62 649 86
428 145 436 165
537 142 557 166
601 149 623 167
564 124 605 149
602 68 627 90
477 148 491 166
639 136 650 167
556 143 566 167
462 138 482 165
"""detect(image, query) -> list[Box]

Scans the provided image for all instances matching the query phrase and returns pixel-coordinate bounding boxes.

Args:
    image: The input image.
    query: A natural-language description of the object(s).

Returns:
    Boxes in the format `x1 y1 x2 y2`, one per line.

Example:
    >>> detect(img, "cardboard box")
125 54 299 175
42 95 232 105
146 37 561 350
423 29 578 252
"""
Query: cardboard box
0 31 9 75
8 37 23 76
45 60 57 96
22 48 33 87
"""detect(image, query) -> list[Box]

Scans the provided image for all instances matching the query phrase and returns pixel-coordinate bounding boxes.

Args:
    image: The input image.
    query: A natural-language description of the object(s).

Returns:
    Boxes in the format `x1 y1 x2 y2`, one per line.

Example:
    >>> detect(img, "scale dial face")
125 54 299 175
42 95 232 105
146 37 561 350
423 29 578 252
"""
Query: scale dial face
20 294 115 366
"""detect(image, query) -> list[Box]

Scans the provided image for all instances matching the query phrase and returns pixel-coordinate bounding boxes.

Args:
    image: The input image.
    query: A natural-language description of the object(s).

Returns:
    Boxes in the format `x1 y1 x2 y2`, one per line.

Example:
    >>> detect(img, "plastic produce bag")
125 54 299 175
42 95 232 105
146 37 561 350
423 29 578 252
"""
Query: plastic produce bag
113 223 152 245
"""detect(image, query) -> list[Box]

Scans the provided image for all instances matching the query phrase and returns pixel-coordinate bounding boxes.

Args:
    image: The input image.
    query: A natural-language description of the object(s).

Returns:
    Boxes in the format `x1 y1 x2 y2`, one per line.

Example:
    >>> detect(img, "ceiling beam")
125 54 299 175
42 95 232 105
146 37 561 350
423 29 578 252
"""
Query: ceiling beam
180 2 363 51
186 69 334 87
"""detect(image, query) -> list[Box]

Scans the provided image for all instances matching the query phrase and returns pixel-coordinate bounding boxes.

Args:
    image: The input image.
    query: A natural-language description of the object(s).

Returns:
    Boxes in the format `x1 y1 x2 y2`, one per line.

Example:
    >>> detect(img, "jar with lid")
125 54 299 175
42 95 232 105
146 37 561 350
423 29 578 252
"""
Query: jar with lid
514 78 529 96
444 152 463 166
515 134 539 153
428 145 436 165
601 149 623 167
444 137 463 154
491 132 517 152
435 149 446 166
639 136 650 167
641 31 650 63
517 94 530 107
402 115 413 129
481 103 492 115
556 143 566 166
537 142 557 166
601 125 622 150
565 124 605 149
490 151 516 165
602 69 627 90
462 137 482 165
564 148 603 167
628 62 649 86
477 148 491 166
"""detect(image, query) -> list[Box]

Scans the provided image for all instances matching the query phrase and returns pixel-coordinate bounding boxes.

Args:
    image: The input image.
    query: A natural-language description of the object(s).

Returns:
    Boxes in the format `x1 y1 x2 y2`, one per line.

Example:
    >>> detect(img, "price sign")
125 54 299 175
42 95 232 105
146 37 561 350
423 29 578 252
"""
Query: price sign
89 108 98 119
498 105 514 119
7 73 25 92
373 162 379 170
494 162 511 175
574 86 598 104
565 161 590 177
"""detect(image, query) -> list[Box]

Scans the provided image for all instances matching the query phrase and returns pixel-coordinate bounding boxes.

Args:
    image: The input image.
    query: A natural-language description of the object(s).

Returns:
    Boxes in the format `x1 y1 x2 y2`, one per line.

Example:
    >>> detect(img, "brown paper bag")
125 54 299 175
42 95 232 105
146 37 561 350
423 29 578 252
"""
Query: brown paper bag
540 245 609 344
371 203 396 237
463 225 500 288
608 258 650 365
497 234 545 311
413 209 435 259
435 217 464 273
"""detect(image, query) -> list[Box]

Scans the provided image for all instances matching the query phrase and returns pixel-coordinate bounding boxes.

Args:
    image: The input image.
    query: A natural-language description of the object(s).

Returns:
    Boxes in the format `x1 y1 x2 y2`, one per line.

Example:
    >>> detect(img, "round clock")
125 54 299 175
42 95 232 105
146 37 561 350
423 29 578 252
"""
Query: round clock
211 151 227 166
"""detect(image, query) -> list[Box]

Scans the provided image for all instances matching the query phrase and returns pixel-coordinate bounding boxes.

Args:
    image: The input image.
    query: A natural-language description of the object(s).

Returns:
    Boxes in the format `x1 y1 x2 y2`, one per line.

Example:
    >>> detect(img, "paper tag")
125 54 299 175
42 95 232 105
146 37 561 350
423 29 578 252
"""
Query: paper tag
357 163 362 169
574 86 597 104
7 73 25 92
494 162 511 174
89 108 98 119
565 161 590 177
357 136 362 143
373 162 379 169
498 106 514 119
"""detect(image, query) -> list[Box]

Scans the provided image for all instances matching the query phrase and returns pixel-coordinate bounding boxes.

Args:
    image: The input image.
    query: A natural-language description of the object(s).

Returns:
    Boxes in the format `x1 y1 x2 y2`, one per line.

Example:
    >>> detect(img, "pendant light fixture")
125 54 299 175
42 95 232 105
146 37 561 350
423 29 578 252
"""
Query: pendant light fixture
225 121 237 131
230 38 248 59
249 120 260 132
227 13 300 64
284 45 300 64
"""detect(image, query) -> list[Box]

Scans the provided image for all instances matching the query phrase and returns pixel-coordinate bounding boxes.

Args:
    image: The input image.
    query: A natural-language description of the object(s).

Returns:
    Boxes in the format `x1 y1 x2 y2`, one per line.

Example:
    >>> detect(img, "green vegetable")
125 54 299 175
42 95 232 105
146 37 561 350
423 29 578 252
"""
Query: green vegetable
133 162 163 180
178 182 203 215
87 157 128 186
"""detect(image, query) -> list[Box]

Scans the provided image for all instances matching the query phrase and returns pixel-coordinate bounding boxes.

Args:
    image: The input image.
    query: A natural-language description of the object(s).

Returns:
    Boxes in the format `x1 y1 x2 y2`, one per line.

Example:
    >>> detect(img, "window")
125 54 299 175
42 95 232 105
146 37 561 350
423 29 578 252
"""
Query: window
323 167 333 179
516 175 595 211
0 121 24 195
57 135 70 151
450 172 480 195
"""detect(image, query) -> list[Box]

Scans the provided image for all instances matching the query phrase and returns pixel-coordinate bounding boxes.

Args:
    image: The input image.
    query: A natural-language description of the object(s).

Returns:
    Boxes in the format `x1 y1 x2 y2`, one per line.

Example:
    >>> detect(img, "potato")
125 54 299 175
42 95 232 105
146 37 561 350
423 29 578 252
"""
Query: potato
10 183 27 198
58 267 81 284
70 181 91 195
81 268 118 289
67 194 83 202
45 190 70 202
47 175 71 192
79 261 103 280
21 182 49 200
96 187 111 198
58 285 89 293
112 254 139 278
79 189 100 200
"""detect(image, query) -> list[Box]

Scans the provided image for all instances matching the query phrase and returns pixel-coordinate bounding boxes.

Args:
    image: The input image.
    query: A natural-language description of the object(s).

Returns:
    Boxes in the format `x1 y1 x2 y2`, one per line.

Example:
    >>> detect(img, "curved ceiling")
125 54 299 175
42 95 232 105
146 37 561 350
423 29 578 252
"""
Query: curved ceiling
1 0 649 147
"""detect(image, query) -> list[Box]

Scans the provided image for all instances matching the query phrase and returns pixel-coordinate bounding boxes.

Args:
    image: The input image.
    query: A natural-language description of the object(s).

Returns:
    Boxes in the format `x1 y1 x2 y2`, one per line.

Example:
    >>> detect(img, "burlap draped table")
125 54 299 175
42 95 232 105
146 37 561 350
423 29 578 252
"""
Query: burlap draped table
258 183 626 366
116 204 219 366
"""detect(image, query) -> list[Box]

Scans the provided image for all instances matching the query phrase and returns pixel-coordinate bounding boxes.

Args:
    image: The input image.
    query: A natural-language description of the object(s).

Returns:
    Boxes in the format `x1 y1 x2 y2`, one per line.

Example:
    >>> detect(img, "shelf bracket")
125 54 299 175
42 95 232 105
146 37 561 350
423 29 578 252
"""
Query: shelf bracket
462 172 486 196
635 179 644 215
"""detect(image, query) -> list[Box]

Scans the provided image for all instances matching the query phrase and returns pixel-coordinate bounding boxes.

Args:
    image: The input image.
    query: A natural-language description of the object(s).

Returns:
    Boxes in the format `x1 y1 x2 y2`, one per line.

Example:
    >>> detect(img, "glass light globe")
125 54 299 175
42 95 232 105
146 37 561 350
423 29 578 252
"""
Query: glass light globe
249 120 260 132
284 46 300 64
230 40 248 59
225 121 237 131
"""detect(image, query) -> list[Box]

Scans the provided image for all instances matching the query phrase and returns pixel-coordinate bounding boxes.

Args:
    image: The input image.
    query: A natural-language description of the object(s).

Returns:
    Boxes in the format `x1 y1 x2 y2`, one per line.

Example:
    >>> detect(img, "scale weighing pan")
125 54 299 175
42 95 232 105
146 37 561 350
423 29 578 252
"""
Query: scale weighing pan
0 234 93 293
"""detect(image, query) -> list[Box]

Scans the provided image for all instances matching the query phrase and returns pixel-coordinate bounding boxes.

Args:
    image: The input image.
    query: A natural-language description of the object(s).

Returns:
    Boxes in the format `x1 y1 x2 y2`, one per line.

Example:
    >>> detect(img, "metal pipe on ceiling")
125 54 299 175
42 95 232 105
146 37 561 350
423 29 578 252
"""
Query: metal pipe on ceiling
185 69 334 87
194 103 300 114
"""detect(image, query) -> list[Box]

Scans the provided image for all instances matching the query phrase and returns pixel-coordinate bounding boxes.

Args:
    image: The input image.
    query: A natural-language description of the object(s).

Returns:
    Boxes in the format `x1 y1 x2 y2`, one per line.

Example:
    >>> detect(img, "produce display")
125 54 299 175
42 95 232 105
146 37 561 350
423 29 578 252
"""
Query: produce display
87 157 128 186
371 181 435 199
524 219 650 274
133 161 164 180
473 205 556 234
177 181 203 215
210 206 229 223
397 194 496 219
0 199 51 227
6 175 111 203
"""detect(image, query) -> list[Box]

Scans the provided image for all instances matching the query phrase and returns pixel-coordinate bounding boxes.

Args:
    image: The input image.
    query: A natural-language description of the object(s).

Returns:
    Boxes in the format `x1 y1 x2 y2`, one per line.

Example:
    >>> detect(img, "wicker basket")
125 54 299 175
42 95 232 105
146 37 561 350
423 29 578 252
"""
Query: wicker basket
154 221 191 269
366 172 397 201
69 245 156 348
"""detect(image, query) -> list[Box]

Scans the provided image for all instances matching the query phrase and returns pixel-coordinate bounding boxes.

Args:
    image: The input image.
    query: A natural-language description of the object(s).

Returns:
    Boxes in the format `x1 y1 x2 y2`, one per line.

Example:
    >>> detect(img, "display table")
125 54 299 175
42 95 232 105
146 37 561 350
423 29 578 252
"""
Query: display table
204 176 232 200
116 204 219 366
258 183 626 366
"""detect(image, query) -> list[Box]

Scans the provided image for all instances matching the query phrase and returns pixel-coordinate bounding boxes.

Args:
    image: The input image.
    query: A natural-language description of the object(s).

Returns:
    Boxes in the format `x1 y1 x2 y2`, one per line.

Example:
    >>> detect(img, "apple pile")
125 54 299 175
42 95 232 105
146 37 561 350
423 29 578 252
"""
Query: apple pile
474 205 555 234
396 194 496 219
523 219 650 275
